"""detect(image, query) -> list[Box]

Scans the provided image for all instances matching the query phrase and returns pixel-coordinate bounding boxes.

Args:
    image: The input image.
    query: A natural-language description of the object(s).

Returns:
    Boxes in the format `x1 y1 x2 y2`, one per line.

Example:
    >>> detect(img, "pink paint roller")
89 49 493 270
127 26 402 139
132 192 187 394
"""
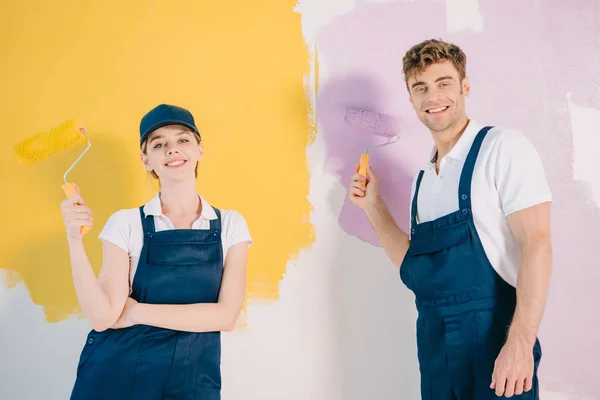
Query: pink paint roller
343 107 400 177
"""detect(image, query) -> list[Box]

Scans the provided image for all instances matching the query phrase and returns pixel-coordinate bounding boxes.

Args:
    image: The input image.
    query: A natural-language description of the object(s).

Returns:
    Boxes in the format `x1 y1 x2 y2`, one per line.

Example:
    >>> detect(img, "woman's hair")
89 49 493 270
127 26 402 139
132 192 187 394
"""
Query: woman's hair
141 131 202 179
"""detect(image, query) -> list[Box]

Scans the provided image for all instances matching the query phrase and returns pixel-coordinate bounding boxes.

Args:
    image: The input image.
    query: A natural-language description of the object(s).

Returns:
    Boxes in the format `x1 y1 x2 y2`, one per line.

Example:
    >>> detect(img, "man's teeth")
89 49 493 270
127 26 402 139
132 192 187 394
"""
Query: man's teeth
428 106 449 113
167 160 185 167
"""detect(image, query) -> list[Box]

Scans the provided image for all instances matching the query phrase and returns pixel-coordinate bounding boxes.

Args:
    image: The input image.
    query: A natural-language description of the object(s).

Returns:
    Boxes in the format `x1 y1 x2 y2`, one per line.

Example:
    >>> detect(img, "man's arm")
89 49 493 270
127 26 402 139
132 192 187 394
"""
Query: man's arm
506 201 553 344
349 164 410 268
491 201 553 396
365 202 410 268
493 130 554 342
489 130 554 397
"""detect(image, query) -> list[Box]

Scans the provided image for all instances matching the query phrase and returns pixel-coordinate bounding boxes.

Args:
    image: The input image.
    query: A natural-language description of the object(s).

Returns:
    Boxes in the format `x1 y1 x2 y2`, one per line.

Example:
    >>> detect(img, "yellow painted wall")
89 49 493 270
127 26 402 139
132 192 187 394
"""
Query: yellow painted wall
0 0 315 326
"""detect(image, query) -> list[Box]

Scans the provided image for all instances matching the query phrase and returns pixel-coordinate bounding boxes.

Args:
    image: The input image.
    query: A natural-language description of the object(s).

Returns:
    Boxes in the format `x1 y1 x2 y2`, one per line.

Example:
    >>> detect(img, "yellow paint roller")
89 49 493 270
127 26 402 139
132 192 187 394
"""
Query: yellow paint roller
13 118 92 234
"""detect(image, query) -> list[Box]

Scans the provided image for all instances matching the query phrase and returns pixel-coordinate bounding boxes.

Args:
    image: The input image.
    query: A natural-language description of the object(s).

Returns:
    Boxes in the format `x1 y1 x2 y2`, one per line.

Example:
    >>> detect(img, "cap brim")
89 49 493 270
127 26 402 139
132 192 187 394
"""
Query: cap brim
140 120 199 145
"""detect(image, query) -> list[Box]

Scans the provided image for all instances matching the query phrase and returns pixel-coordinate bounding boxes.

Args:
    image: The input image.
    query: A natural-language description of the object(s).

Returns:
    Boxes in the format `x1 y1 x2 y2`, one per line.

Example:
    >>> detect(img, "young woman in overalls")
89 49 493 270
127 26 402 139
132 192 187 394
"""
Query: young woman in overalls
61 104 252 399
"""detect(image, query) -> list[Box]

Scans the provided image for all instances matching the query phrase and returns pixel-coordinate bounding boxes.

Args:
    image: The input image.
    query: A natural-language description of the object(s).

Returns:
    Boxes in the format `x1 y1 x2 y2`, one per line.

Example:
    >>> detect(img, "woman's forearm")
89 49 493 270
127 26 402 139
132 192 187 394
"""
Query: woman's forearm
132 302 239 332
127 241 249 333
67 238 116 331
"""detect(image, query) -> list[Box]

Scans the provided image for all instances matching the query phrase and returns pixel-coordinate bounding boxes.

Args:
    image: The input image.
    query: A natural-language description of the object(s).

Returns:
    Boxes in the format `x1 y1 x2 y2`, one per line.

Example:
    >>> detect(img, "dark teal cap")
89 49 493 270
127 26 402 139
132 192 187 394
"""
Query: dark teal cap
140 104 199 145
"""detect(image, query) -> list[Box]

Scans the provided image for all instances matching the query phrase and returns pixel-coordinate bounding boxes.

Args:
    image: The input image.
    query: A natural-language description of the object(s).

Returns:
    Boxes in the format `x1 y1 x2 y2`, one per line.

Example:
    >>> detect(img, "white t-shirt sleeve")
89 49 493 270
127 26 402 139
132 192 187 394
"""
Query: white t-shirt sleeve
98 210 131 253
493 130 553 216
222 210 253 253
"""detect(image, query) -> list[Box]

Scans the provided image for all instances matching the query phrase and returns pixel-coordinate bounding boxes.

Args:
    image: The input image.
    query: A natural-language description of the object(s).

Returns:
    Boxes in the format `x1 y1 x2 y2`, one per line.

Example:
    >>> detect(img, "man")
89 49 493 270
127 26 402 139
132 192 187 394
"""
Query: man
348 38 553 399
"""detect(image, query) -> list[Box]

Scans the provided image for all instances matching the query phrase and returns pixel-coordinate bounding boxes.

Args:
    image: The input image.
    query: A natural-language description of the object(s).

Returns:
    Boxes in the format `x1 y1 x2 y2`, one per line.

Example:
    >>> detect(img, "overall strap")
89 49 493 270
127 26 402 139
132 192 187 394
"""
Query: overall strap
209 207 222 232
139 206 156 236
411 170 425 230
457 126 493 213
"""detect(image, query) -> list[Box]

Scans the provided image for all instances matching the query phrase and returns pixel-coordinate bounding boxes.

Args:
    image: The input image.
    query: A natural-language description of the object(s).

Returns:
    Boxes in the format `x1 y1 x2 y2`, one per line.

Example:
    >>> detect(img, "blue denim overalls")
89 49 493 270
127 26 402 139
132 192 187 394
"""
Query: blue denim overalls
70 206 224 400
400 127 542 399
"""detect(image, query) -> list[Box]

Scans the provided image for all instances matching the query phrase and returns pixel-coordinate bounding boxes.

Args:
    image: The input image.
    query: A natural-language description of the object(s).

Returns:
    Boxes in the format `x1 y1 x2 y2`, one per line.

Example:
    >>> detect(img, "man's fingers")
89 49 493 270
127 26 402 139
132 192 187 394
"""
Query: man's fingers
503 376 516 397
495 376 506 397
366 165 376 181
351 181 366 191
351 174 367 185
523 376 533 392
349 188 365 197
513 378 525 396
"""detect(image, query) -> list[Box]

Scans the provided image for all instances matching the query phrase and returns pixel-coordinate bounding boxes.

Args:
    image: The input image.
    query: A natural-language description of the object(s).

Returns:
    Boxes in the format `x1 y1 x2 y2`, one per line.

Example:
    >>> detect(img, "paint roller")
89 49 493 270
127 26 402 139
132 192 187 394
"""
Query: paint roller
13 118 93 234
343 107 400 177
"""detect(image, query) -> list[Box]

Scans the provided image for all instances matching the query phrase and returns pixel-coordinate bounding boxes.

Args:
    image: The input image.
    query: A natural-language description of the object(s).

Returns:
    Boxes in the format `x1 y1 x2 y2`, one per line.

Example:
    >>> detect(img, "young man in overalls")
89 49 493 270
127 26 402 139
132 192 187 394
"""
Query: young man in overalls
348 39 553 399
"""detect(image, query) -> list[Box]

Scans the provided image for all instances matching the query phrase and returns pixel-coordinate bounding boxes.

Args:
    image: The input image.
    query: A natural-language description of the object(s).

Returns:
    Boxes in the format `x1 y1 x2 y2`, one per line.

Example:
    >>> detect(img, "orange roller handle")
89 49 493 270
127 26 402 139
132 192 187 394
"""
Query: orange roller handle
61 182 92 235
358 153 369 179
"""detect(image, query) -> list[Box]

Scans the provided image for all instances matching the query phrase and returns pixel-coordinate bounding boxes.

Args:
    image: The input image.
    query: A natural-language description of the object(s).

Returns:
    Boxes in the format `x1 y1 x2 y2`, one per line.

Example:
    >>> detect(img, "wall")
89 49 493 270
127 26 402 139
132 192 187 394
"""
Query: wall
1 0 599 399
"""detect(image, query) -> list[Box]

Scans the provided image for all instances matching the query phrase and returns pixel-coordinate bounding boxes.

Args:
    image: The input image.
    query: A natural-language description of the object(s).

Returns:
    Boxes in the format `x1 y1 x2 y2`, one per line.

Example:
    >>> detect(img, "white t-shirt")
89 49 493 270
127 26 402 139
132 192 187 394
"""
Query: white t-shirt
99 193 252 287
408 119 552 287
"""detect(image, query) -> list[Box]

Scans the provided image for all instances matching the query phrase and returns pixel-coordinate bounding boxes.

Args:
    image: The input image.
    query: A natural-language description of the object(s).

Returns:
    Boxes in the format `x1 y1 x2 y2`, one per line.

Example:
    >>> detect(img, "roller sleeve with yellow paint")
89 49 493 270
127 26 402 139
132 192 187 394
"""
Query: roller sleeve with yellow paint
13 118 92 234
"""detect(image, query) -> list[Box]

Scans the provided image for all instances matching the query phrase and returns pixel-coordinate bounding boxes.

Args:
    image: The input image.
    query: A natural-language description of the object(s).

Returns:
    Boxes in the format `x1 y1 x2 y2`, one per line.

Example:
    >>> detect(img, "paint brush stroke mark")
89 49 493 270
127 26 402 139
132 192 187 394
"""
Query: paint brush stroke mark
315 0 600 397
0 0 315 329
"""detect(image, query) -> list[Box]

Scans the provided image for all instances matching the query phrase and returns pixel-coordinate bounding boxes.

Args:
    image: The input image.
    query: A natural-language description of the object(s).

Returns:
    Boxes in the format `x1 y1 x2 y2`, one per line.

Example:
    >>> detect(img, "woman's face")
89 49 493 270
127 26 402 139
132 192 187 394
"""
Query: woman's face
141 125 203 182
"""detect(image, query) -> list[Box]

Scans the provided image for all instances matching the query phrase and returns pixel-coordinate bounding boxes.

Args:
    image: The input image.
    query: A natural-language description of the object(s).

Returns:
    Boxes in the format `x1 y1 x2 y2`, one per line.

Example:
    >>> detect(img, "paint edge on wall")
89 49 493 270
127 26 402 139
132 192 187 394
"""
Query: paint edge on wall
567 92 600 208
233 36 320 331
1 269 21 289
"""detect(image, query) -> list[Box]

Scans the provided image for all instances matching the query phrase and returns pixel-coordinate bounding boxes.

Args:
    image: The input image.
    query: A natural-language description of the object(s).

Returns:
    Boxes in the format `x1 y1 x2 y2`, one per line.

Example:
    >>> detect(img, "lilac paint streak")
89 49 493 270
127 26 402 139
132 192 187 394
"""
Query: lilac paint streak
343 107 401 136
315 0 600 397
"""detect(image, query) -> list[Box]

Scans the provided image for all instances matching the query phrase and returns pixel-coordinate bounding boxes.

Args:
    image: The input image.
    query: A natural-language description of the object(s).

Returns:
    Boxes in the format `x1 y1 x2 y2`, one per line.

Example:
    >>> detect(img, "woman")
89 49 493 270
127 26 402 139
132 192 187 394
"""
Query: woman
61 104 252 400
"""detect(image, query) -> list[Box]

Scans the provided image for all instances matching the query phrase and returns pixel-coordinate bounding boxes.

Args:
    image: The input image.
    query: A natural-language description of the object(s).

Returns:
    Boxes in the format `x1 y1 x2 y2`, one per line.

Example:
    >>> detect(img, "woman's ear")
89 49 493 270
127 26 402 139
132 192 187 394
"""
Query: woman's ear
197 141 204 159
141 152 152 171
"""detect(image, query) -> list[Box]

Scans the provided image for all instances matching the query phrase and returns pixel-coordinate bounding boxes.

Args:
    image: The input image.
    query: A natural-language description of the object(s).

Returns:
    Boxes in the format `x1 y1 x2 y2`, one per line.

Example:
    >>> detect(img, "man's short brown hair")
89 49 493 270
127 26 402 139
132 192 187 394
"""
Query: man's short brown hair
402 39 467 89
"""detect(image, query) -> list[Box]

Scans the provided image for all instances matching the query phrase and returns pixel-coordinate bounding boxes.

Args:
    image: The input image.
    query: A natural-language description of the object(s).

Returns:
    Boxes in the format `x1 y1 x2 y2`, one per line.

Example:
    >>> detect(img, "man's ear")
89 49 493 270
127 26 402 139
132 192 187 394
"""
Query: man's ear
462 76 471 96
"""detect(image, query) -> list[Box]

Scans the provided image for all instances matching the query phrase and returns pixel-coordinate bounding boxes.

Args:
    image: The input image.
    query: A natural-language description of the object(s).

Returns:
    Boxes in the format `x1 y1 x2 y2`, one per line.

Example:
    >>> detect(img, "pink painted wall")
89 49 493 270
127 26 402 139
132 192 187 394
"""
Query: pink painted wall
316 0 600 397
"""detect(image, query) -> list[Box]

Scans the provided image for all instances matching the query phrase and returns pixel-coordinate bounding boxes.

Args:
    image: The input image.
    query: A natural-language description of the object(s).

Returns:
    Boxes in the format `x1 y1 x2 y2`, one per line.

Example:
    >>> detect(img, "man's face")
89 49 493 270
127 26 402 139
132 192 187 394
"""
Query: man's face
407 61 470 133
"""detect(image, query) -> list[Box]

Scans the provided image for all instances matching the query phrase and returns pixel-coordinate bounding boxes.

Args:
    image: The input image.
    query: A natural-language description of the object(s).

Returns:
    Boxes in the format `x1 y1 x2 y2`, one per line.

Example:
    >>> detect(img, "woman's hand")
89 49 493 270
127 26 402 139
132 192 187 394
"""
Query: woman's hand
60 185 92 241
111 297 139 329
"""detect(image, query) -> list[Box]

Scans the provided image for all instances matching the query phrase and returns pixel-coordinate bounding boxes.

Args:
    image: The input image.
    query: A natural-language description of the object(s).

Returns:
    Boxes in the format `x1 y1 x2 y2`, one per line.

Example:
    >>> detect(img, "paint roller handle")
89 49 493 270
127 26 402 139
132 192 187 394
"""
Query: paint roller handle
358 153 370 179
61 182 92 235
